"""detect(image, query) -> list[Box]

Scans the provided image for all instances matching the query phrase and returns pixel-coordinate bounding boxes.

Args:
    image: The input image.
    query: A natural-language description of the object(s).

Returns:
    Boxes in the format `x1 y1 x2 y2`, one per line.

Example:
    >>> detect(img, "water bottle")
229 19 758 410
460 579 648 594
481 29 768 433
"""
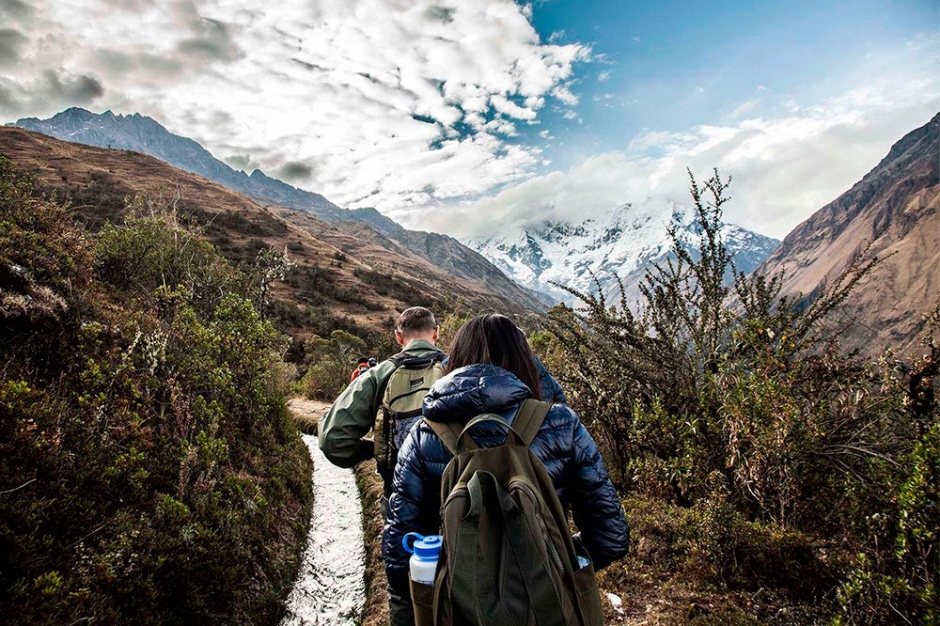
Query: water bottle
402 532 441 584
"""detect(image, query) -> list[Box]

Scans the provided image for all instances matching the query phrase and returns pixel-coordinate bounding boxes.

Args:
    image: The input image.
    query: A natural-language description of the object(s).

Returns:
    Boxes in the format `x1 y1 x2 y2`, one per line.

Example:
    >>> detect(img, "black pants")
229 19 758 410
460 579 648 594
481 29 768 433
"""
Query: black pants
382 494 415 626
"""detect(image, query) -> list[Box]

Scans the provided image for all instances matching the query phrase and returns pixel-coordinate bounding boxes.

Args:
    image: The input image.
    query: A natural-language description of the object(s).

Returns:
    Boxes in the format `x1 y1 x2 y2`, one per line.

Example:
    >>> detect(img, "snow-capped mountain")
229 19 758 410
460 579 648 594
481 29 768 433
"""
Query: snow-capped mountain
467 203 780 307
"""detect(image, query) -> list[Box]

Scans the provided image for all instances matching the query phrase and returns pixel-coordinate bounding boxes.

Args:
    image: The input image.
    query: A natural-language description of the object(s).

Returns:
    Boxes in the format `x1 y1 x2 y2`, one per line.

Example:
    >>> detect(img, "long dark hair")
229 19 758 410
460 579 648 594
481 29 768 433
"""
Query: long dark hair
446 314 541 398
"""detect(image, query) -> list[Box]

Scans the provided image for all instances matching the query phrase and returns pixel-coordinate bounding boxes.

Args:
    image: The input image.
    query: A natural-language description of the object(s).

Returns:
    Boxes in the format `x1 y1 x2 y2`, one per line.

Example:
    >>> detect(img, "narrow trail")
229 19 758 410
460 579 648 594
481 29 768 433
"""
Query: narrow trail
281 401 366 626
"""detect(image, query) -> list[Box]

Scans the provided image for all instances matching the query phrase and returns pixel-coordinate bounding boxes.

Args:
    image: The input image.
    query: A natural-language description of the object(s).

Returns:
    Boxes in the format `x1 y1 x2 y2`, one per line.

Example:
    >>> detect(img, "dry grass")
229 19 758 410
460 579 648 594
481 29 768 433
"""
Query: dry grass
0 126 539 348
354 459 390 626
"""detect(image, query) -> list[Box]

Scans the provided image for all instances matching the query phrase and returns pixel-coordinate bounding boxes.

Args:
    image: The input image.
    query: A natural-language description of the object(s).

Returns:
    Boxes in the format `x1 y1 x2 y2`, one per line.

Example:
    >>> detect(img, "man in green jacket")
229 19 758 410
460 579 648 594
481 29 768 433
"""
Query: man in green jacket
318 306 443 490
319 307 443 624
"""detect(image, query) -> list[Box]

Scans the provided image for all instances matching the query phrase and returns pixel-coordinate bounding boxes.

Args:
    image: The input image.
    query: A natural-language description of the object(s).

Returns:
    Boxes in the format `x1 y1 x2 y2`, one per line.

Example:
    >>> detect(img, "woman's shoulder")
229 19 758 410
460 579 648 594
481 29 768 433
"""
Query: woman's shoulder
543 401 580 426
531 401 582 448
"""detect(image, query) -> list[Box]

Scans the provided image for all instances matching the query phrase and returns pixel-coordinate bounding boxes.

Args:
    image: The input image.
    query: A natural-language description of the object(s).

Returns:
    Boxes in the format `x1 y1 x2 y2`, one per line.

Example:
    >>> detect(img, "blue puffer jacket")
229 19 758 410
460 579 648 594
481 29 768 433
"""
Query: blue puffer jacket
382 363 630 597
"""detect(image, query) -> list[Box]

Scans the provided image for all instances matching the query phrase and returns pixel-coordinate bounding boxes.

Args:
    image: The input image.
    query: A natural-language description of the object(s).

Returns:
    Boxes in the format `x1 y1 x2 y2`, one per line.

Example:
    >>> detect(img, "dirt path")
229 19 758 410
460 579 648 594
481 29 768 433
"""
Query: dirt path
288 397 332 421
287 398 332 435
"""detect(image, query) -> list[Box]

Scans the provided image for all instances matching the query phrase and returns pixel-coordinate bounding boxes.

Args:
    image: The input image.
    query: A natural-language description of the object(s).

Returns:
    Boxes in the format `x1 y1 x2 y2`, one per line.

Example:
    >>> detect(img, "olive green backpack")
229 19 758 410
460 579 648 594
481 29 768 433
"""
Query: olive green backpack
374 353 446 484
420 399 604 626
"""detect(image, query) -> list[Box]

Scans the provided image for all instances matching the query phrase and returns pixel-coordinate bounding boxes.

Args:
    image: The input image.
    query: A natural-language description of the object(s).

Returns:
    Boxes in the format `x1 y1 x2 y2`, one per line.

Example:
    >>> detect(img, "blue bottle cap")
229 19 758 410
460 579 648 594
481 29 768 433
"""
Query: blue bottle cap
402 532 442 559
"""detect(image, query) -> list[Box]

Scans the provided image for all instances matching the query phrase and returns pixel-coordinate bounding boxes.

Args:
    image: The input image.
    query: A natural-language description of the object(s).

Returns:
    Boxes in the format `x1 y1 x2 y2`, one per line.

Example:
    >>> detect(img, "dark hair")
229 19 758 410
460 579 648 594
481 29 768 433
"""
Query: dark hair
357 357 369 364
446 313 541 398
397 306 437 338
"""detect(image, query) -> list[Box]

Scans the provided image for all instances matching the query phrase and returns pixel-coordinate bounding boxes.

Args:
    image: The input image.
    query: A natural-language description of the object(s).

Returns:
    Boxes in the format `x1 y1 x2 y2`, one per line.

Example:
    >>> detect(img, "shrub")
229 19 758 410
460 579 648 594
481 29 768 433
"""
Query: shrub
537 169 932 620
95 193 238 315
834 329 940 625
0 160 312 625
301 330 367 400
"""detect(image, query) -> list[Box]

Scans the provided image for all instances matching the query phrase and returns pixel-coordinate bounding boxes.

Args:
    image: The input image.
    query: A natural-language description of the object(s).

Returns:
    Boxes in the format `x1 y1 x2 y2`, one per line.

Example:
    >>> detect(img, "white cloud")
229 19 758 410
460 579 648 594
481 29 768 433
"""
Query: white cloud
551 84 579 106
4 2 936 248
729 98 760 118
1 0 590 212
426 53 939 240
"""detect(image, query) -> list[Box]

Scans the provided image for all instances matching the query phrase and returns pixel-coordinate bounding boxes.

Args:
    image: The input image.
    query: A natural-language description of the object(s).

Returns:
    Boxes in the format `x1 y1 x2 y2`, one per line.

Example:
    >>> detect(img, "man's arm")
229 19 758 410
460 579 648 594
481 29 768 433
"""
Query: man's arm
318 368 383 468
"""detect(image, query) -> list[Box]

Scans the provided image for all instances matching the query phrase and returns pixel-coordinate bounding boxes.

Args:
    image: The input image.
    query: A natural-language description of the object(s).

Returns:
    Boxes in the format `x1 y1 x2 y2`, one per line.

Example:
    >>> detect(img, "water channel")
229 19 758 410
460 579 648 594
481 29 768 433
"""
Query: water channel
281 435 366 625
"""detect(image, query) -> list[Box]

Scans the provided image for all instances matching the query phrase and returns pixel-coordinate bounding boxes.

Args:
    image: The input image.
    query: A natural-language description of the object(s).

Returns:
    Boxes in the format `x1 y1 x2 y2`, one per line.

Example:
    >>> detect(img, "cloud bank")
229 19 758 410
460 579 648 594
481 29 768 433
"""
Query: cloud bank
1 0 588 211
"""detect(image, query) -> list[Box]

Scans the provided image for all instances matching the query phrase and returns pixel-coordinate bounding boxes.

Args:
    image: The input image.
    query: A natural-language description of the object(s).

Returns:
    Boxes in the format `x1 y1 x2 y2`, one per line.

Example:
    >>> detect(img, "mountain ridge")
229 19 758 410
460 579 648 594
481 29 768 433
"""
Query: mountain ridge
0 126 546 346
11 108 545 311
13 107 360 222
755 111 940 357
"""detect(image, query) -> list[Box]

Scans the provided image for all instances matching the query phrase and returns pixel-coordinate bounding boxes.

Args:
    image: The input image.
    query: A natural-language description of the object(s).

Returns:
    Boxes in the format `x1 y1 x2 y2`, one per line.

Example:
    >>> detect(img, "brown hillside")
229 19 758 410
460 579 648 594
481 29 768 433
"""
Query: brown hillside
0 126 543 346
755 112 940 357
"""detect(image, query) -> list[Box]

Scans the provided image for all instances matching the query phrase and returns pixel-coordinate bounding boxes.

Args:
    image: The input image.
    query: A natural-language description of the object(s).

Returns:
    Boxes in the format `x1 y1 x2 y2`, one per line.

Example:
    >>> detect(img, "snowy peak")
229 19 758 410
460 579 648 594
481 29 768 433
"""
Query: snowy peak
467 203 780 306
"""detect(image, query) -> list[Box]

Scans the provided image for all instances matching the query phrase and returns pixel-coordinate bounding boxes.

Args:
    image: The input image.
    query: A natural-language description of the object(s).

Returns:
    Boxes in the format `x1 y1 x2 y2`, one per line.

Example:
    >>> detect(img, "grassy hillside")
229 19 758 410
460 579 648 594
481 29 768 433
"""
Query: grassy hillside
0 126 544 359
0 157 313 625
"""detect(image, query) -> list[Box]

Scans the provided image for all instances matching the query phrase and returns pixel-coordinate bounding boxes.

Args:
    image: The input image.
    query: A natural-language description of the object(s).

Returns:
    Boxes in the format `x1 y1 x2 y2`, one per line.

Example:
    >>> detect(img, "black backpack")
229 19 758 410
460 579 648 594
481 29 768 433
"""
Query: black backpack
421 399 604 626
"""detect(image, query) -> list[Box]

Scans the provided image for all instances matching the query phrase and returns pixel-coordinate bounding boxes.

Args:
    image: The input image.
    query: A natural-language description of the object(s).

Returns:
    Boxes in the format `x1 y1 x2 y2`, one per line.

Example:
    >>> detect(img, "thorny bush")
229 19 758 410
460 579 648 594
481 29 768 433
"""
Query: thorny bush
537 170 937 623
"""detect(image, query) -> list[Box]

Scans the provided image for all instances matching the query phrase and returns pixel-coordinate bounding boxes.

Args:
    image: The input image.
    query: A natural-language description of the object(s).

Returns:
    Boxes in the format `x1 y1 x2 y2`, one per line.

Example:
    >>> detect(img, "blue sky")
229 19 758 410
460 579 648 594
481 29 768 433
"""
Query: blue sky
0 0 937 239
525 0 937 165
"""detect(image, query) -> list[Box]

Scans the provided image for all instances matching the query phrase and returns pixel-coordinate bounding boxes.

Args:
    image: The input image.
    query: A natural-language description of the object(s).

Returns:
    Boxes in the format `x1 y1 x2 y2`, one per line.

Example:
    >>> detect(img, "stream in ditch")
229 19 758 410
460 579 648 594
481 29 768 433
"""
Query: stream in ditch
280 434 366 626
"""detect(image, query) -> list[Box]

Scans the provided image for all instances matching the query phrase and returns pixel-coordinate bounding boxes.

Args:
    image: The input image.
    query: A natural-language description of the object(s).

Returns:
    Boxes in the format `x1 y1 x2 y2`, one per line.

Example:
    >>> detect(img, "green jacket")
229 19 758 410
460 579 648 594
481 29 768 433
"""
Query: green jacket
318 339 444 469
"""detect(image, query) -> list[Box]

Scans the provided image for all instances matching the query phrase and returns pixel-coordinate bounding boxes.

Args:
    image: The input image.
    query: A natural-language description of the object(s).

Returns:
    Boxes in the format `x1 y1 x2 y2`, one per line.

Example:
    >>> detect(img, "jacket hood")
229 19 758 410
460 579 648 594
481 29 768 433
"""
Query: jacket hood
423 363 532 424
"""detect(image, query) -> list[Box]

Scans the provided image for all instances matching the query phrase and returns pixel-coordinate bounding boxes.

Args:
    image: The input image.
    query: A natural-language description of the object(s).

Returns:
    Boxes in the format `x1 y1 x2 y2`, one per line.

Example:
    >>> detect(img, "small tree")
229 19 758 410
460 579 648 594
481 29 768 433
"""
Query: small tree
542 170 905 522
251 246 295 320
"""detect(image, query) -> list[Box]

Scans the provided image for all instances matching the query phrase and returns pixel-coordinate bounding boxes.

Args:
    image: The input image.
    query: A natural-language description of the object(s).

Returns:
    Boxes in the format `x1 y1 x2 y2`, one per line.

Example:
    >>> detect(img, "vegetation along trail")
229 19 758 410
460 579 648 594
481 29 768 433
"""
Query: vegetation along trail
282 401 366 626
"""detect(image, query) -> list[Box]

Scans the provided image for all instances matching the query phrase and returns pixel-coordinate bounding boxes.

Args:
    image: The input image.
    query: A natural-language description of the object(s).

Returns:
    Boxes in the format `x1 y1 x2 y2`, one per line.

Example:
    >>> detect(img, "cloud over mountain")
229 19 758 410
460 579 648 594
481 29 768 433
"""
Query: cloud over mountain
429 38 938 240
0 0 589 217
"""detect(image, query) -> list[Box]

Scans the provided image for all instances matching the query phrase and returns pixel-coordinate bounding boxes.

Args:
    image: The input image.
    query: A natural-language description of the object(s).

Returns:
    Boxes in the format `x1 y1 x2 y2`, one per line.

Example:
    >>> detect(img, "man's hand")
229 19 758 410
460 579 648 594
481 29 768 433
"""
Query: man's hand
358 437 375 462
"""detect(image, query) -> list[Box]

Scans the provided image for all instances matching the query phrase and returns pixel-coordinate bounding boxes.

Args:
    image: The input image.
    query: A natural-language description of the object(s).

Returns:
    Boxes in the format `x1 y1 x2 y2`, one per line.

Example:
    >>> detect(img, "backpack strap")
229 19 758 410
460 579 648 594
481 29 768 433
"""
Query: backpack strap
428 414 532 456
391 352 446 370
426 419 464 455
510 398 552 446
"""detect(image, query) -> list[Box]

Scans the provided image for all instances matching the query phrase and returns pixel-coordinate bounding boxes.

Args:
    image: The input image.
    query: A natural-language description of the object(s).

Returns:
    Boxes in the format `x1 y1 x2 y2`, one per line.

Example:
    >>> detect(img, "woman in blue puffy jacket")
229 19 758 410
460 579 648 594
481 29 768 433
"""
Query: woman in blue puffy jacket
382 313 630 625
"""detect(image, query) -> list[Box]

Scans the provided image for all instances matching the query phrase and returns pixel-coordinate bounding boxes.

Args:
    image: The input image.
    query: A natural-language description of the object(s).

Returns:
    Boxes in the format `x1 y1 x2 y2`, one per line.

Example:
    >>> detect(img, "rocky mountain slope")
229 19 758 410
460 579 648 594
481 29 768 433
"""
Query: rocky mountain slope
0 126 545 346
11 108 540 310
755 112 940 357
13 107 348 219
468 203 780 307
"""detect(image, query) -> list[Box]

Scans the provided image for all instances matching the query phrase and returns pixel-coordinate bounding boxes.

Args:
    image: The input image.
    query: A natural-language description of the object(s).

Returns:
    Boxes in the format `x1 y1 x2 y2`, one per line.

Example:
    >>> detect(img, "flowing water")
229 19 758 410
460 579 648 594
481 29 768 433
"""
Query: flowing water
281 435 366 626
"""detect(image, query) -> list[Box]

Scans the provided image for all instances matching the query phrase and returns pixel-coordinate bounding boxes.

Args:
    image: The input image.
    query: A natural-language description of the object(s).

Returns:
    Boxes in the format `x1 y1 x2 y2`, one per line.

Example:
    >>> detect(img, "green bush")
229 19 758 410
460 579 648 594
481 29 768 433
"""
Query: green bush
301 330 367 400
95 193 238 315
835 404 939 625
0 161 312 625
